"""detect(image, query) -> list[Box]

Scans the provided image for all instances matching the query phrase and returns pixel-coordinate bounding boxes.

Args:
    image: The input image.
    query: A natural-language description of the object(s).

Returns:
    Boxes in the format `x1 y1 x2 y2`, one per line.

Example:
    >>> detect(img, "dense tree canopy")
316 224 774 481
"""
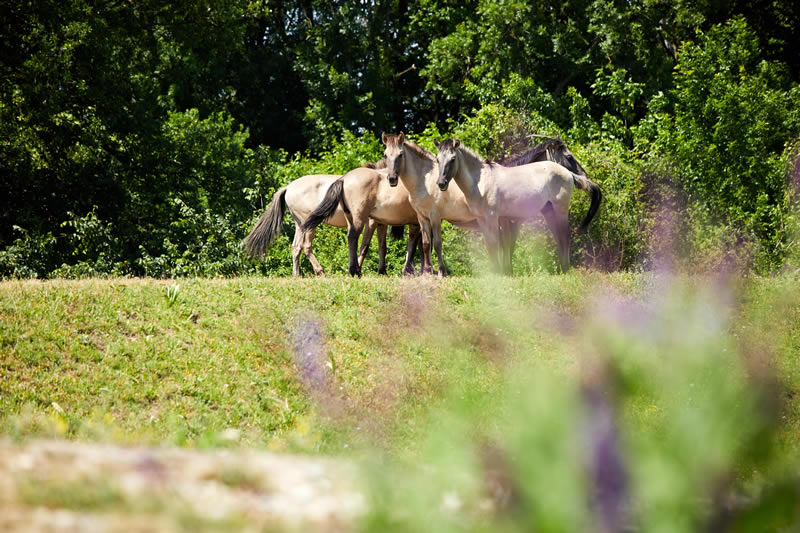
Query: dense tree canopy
1 0 799 277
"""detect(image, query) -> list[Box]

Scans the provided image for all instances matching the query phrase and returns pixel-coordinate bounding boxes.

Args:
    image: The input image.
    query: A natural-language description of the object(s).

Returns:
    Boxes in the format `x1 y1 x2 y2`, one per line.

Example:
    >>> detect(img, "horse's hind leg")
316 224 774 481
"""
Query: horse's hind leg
302 227 325 276
347 219 365 277
542 202 570 272
358 219 378 271
291 223 304 277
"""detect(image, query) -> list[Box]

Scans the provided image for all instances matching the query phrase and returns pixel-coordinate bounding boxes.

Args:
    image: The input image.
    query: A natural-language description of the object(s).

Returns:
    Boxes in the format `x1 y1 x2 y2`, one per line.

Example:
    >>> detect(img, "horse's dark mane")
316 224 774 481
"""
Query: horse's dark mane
384 134 434 160
498 138 565 168
438 138 489 163
403 140 435 160
363 159 388 169
441 137 565 168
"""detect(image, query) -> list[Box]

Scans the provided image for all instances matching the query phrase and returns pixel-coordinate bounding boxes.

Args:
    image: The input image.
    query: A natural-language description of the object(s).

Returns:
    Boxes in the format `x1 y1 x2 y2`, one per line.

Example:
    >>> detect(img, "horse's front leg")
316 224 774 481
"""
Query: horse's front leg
499 218 520 275
431 216 447 278
376 224 388 275
479 215 502 274
402 225 421 276
417 216 434 275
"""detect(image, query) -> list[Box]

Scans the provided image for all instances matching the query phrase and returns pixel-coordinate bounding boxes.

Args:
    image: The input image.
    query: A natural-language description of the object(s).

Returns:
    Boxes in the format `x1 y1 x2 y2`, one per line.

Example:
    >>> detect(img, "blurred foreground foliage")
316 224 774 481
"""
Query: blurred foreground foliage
3 275 800 531
354 274 800 532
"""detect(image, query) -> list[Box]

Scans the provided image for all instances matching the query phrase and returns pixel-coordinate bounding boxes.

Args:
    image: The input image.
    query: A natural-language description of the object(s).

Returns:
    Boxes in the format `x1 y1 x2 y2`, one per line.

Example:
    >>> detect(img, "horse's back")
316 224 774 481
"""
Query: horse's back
493 161 574 217
286 174 347 226
342 167 418 224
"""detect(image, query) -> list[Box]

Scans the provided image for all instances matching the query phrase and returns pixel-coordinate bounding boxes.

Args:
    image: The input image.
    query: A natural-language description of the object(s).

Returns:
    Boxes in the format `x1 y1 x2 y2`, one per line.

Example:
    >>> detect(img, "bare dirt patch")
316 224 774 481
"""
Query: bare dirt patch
0 439 364 532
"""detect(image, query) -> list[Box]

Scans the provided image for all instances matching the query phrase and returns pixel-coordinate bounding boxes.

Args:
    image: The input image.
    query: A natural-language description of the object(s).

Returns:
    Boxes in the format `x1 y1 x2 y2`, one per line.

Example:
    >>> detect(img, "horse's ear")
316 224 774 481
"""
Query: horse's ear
381 132 388 144
454 140 461 149
434 139 440 149
398 132 405 144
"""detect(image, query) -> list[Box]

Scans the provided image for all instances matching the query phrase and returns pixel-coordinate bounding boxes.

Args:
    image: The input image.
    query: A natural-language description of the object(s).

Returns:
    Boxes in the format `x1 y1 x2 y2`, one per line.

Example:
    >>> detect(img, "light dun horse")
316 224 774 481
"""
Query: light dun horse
382 132 487 277
493 137 594 272
301 163 422 277
435 138 602 271
244 172 413 277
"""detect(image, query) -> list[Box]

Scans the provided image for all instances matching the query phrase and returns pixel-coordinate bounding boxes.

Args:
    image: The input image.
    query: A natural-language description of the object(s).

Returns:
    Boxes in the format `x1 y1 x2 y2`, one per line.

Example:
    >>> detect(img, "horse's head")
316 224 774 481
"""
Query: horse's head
381 132 406 187
433 138 461 191
549 139 587 176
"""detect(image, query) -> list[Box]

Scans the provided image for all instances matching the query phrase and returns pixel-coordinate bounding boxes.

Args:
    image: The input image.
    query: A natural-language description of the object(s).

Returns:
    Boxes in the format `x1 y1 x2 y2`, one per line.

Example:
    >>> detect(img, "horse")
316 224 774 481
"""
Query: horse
301 136 589 277
492 137 594 273
244 172 416 277
381 132 488 277
300 163 424 277
434 138 602 272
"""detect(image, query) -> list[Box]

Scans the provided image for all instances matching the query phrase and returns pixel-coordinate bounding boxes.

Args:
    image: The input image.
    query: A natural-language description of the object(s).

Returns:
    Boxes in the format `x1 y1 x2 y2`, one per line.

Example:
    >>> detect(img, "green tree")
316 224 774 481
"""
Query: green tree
637 18 800 269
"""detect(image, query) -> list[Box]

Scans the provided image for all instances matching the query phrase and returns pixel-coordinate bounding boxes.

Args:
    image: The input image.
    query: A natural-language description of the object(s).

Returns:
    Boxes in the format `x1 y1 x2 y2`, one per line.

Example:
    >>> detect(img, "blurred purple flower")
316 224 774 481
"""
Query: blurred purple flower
583 386 629 533
292 317 332 400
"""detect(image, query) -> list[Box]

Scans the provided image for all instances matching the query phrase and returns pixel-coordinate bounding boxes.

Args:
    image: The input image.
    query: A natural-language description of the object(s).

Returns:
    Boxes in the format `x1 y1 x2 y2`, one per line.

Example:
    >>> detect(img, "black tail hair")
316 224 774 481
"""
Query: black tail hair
573 174 602 233
302 178 345 232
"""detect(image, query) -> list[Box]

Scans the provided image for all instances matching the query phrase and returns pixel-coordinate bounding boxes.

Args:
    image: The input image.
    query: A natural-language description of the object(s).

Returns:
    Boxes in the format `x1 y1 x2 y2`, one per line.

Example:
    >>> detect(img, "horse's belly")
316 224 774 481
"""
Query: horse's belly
370 203 417 225
500 196 548 219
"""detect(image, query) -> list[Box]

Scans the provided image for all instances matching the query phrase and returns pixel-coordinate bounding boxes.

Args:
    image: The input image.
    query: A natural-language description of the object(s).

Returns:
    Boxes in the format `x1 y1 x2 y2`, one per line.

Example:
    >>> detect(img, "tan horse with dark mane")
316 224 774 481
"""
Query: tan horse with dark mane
434 138 602 271
244 172 418 276
301 162 423 277
381 132 485 277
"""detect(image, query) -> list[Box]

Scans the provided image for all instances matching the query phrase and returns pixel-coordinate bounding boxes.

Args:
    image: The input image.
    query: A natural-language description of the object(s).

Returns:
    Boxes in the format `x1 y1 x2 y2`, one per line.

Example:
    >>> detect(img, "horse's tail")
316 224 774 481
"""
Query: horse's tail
244 187 288 257
572 173 602 233
302 178 345 232
390 225 405 240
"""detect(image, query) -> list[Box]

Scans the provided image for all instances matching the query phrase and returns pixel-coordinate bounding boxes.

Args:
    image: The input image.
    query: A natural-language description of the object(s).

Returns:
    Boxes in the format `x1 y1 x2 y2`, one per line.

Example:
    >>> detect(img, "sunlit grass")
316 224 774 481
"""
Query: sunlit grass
2 272 800 530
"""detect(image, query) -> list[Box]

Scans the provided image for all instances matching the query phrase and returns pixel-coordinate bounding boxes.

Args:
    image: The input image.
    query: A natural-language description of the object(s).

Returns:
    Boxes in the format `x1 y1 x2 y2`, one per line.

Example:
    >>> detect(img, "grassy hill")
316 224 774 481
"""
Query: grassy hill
2 272 800 530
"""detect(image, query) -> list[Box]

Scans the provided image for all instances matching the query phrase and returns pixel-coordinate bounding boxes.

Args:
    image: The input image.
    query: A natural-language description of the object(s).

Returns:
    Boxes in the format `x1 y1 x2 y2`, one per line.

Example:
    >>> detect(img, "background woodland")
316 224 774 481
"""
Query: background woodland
2 0 799 277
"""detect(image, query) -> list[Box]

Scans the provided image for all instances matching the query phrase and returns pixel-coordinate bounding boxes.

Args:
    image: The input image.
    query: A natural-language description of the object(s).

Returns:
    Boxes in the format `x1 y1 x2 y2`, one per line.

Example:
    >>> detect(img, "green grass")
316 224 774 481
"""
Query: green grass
2 272 800 530
0 274 621 449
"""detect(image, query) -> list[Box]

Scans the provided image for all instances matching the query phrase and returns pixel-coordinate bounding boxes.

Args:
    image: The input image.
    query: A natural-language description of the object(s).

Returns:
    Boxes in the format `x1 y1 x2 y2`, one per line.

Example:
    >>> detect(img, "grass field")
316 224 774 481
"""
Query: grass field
2 272 800 530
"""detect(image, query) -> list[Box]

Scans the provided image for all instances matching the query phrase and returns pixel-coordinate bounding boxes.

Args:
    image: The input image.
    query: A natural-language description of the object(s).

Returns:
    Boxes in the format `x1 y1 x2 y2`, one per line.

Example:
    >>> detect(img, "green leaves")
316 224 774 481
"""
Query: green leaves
2 1 800 276
636 17 800 270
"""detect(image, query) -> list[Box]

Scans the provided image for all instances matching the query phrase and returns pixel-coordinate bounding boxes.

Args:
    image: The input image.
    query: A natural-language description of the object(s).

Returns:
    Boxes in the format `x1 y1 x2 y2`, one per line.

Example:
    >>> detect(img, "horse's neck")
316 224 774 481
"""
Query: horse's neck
399 151 434 198
454 151 489 209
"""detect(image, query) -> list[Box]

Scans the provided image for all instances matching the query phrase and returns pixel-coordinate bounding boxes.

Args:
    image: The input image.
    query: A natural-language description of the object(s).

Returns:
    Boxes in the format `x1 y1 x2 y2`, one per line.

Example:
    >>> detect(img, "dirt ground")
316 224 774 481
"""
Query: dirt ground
0 439 365 532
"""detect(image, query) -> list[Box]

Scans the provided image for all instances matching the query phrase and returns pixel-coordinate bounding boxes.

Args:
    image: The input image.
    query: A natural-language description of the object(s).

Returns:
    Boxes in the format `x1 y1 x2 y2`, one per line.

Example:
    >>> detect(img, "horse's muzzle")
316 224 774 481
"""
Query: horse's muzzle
388 176 398 187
